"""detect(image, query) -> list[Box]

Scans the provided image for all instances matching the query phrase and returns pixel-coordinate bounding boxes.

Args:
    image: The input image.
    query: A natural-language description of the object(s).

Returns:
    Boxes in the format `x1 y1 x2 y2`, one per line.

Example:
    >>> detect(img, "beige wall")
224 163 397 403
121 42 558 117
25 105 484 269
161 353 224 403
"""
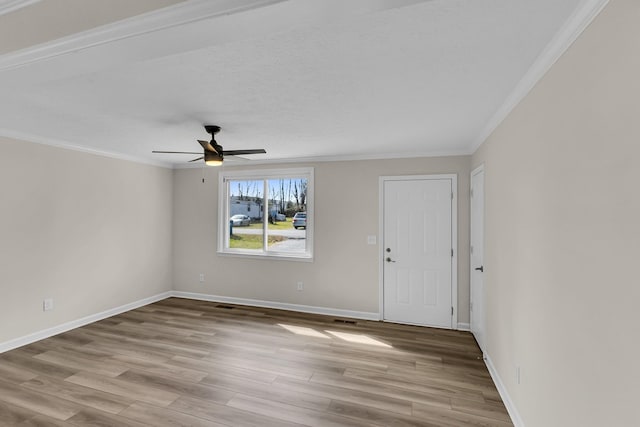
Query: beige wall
173 156 471 323
0 138 470 346
0 138 173 343
472 1 640 426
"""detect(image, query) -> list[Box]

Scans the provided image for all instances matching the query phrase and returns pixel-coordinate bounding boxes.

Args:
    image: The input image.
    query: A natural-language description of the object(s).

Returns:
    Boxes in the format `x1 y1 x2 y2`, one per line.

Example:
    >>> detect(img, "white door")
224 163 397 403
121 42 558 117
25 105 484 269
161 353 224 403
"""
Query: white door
470 166 485 351
382 177 455 328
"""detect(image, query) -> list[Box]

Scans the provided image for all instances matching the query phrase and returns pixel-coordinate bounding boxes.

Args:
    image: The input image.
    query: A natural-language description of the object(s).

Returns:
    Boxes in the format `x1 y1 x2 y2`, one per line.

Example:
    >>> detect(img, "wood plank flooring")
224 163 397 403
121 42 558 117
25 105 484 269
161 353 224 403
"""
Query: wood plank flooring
0 298 513 426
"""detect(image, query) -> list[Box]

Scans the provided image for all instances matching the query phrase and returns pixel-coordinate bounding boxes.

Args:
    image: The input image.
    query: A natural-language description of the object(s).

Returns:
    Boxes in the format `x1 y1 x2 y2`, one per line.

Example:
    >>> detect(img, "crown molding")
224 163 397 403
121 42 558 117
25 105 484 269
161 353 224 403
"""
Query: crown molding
174 148 473 169
470 0 610 153
0 0 284 72
0 128 173 169
0 0 40 16
0 0 427 74
1 125 471 170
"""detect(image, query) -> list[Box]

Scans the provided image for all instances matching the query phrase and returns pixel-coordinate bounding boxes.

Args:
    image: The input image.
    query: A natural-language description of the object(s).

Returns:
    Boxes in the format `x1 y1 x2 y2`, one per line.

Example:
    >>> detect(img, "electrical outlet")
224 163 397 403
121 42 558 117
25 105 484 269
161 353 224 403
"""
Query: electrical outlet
43 298 54 312
199 273 205 282
297 281 304 291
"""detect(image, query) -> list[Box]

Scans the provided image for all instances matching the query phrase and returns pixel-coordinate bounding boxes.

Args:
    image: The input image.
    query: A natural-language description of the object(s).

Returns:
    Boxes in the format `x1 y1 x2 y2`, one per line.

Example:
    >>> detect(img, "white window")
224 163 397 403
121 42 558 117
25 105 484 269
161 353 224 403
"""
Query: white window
218 167 313 260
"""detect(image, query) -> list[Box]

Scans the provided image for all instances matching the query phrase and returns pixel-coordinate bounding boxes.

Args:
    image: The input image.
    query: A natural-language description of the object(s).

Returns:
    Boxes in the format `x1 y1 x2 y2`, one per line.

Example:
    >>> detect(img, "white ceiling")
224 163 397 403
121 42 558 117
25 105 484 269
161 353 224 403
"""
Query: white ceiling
0 0 604 167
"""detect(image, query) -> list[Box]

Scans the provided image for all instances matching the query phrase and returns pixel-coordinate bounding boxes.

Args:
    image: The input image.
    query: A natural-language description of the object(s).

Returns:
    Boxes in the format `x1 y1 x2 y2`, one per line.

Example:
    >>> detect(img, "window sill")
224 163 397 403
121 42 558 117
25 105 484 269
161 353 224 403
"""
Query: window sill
216 250 314 262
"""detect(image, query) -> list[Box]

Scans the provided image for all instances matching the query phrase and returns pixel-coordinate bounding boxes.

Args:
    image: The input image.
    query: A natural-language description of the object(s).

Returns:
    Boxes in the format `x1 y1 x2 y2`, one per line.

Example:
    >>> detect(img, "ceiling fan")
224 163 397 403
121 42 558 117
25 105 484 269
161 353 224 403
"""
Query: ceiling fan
152 125 266 166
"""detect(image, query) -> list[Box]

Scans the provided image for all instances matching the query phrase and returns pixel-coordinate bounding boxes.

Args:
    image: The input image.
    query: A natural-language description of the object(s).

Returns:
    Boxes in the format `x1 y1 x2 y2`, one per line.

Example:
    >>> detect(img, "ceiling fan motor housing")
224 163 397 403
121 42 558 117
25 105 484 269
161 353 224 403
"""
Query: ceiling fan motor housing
152 124 264 165
205 150 223 165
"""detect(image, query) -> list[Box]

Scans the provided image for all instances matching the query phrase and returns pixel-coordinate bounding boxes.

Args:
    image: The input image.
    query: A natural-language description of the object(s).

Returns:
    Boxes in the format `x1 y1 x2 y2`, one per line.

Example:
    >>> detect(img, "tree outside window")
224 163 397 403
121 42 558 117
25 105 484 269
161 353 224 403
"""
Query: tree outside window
218 168 313 260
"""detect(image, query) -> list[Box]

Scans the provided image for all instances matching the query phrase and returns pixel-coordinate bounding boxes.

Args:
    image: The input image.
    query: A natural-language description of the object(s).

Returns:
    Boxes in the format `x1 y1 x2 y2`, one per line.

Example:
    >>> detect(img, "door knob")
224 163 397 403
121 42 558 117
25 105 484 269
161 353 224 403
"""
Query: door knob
475 266 484 272
386 257 396 263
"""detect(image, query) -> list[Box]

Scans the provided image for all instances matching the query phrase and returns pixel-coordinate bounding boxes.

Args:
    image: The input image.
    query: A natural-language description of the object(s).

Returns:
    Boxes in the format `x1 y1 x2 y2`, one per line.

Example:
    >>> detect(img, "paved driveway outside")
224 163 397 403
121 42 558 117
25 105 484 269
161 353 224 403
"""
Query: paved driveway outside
232 228 306 238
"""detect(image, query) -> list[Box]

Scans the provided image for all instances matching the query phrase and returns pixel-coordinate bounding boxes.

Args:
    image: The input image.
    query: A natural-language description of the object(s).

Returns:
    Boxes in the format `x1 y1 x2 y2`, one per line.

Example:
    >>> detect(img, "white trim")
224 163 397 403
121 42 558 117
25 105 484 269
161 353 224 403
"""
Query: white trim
378 174 458 329
217 167 314 260
218 167 314 180
0 291 172 354
469 163 485 352
451 175 458 329
172 291 380 321
0 290 378 354
378 178 385 321
0 0 39 16
471 0 609 152
485 354 525 427
176 149 473 169
470 164 485 178
216 251 314 263
0 128 172 169
457 322 470 331
2 131 468 172
0 0 283 72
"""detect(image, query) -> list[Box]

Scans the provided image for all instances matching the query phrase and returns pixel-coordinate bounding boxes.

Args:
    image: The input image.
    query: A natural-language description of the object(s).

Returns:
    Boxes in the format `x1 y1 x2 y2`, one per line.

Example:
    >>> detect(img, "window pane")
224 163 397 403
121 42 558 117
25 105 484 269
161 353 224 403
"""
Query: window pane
218 167 313 260
267 178 307 254
228 179 264 251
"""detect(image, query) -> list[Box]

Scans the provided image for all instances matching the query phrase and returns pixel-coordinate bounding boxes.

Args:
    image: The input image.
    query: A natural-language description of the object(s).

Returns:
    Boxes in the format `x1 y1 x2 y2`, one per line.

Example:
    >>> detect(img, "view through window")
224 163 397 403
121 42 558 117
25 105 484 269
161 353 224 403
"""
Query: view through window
218 168 313 259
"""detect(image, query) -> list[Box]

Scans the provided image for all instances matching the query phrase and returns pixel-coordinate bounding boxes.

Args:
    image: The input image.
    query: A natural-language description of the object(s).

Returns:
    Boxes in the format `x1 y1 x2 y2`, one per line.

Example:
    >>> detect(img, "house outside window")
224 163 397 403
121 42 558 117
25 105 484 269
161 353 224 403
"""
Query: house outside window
218 167 313 260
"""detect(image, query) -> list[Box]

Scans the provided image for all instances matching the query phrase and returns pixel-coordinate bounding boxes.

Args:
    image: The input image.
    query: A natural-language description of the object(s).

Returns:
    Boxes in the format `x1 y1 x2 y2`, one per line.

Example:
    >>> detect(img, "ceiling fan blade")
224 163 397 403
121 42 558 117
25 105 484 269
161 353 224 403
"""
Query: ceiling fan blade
224 149 267 156
198 140 218 154
152 151 201 154
188 156 204 162
223 155 250 161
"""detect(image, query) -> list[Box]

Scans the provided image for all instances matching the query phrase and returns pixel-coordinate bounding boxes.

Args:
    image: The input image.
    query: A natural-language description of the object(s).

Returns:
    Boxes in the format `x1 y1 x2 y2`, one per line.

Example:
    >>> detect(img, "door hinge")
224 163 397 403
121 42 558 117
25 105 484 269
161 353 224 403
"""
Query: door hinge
451 307 454 316
470 301 473 311
470 188 474 197
470 245 474 255
451 192 454 200
451 248 454 257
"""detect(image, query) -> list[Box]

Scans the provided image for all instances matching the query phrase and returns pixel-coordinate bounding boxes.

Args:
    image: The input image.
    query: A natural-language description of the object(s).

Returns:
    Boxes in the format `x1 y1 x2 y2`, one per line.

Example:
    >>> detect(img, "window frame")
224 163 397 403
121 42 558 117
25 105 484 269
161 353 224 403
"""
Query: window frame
217 167 314 261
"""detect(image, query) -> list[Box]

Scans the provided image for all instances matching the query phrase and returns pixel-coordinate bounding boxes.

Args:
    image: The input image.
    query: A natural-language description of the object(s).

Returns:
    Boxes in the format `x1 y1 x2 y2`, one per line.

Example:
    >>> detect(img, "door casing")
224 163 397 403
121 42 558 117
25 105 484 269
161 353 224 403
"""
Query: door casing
378 174 458 329
470 164 485 351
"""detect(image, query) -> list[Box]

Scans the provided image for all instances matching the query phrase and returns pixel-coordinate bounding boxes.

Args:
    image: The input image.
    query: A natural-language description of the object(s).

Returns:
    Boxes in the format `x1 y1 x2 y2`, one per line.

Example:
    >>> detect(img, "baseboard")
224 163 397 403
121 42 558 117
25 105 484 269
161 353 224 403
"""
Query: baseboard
0 291 172 354
457 322 470 331
0 290 378 353
484 354 525 427
171 291 380 321
0 289 522 426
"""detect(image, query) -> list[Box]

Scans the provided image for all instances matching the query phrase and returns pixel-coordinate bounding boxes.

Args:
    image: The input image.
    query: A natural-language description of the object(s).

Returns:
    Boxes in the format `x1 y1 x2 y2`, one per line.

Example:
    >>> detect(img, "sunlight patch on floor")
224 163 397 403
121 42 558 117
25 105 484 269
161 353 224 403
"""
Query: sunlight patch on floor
325 330 393 348
278 324 330 339
278 323 393 348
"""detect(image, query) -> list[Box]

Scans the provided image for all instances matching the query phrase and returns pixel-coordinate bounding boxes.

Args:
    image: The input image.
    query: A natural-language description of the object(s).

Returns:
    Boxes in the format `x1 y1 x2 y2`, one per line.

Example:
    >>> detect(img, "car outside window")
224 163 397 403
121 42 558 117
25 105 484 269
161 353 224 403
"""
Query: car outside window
218 168 313 260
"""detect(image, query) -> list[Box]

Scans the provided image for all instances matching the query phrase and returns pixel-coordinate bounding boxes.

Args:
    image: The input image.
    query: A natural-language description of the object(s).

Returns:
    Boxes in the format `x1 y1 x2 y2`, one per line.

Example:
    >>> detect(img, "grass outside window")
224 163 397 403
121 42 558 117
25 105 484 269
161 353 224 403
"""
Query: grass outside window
218 167 313 260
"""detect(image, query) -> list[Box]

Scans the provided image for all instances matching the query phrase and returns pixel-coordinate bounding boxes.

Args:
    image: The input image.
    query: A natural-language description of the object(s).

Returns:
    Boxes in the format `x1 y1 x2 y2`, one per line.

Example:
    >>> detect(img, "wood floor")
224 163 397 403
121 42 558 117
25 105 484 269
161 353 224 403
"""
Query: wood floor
0 298 512 426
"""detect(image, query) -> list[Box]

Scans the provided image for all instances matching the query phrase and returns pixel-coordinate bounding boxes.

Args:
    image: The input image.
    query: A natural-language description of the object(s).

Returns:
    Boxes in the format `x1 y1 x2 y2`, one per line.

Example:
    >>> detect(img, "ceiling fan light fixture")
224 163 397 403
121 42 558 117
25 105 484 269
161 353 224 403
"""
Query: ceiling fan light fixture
152 125 265 165
205 150 223 166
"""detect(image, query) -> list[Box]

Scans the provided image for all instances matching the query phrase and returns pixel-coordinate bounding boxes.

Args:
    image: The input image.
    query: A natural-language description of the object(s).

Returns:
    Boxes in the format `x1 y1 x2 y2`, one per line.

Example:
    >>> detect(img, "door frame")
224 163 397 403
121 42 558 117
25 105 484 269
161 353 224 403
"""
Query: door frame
470 164 485 350
378 174 458 329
